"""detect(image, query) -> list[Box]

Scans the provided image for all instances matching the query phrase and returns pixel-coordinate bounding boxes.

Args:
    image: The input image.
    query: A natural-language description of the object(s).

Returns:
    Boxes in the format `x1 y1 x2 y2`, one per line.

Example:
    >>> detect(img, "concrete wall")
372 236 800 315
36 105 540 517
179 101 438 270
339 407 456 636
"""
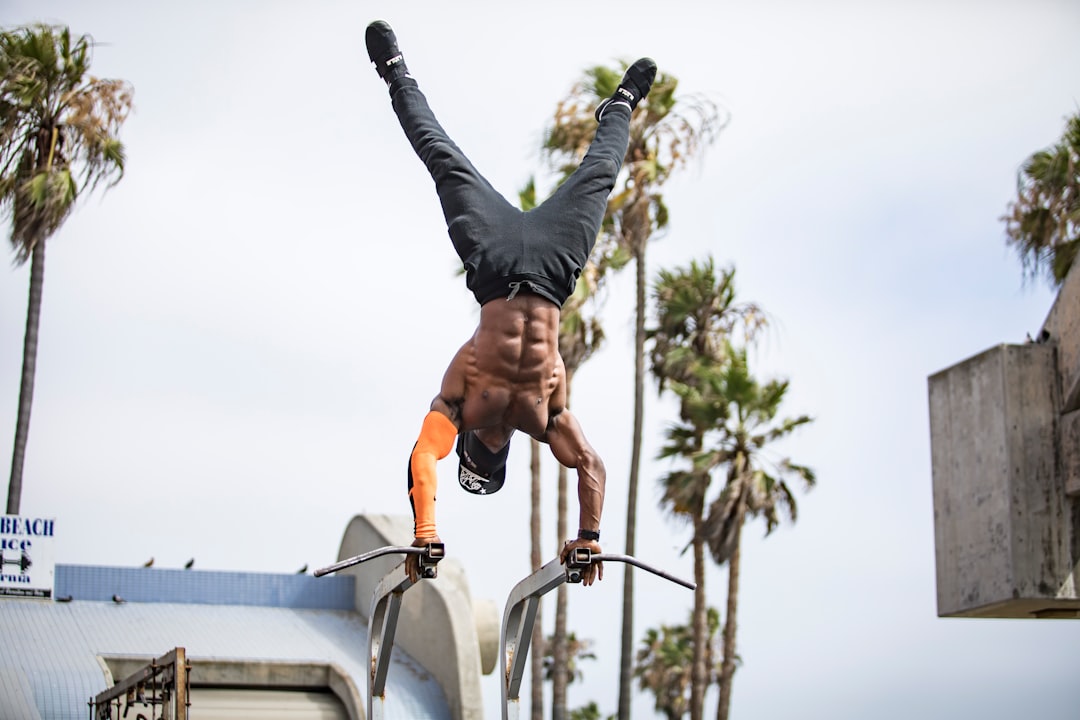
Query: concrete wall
929 263 1080 618
1042 254 1080 416
1042 259 1080 497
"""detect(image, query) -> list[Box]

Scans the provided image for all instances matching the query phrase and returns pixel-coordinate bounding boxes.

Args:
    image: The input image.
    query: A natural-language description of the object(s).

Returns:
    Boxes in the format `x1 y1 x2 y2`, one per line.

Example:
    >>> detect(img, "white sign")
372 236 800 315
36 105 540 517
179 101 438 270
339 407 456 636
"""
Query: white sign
0 516 55 599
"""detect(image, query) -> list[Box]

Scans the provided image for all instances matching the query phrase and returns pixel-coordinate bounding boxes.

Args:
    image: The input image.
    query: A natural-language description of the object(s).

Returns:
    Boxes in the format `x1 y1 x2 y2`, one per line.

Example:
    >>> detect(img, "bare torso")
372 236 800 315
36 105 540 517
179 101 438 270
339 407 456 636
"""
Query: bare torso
436 293 565 446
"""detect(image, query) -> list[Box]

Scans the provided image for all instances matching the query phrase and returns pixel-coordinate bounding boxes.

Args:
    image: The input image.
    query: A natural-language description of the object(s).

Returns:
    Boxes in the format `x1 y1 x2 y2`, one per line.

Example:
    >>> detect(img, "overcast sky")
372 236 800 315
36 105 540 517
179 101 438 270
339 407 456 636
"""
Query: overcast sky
3 1 1079 718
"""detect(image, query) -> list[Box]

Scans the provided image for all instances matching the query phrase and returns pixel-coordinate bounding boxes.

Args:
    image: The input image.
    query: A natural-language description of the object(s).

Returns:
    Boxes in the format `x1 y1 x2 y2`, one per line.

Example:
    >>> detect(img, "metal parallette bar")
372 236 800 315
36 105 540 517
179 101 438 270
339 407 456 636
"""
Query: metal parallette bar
314 542 445 578
324 543 443 720
500 549 694 720
499 558 569 720
590 552 696 591
368 563 413 720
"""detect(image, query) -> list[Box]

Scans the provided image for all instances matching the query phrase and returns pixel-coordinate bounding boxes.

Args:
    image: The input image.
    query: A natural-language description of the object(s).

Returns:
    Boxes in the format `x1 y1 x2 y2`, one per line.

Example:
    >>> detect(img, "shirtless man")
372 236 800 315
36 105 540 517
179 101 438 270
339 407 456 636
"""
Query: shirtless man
364 21 655 584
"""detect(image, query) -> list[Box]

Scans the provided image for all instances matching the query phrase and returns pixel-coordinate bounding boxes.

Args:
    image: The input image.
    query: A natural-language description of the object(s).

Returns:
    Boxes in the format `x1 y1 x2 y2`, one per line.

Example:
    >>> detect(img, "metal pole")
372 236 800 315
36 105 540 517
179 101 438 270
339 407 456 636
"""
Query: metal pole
592 553 696 591
499 549 694 720
314 543 444 578
315 544 444 720
368 563 414 720
500 558 568 720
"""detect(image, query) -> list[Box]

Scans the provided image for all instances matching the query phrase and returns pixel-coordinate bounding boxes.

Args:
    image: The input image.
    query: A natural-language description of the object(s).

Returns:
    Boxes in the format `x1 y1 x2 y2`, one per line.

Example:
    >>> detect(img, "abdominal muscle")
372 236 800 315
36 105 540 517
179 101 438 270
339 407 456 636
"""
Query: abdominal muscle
456 294 564 438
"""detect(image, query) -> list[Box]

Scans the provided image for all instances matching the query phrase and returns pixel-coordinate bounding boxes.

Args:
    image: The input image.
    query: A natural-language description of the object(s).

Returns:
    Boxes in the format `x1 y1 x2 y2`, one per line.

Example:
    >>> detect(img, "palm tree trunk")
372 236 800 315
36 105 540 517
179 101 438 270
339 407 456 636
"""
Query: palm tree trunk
530 438 544 720
553 464 569 720
7 240 45 515
716 508 745 720
618 247 647 720
690 517 707 720
553 372 574 720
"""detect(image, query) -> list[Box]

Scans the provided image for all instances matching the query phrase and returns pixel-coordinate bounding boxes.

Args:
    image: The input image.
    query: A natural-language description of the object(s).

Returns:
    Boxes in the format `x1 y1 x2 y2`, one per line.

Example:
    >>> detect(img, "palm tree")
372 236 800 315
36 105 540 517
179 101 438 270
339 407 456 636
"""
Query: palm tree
521 155 626 718
633 607 720 720
567 702 606 720
519 175 616 718
649 259 763 720
551 237 618 720
685 345 814 720
544 62 725 720
517 180 549 720
0 24 133 513
650 259 765 392
1002 110 1080 287
543 631 597 685
543 631 608 720
529 431 545 720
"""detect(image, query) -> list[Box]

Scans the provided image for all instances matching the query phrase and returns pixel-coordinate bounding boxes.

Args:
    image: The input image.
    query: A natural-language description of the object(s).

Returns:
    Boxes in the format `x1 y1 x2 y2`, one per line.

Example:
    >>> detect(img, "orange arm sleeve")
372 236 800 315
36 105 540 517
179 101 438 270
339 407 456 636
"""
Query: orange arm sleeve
408 410 457 539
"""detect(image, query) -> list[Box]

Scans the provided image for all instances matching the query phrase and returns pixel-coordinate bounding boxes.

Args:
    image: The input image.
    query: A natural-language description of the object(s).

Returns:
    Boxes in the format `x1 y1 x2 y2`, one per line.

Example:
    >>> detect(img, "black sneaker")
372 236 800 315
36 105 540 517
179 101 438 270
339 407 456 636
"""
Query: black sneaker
595 57 657 121
365 21 410 84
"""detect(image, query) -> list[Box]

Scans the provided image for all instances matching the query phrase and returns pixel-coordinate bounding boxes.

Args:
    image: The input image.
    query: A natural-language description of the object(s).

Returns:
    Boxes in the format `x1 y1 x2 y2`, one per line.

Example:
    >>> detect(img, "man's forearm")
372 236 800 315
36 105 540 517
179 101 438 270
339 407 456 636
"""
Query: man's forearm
576 464 605 535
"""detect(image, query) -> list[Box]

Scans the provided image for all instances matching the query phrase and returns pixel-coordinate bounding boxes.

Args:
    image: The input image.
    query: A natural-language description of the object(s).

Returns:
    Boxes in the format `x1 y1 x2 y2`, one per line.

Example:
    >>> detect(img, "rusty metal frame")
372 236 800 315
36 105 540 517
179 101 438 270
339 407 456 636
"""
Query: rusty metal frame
89 647 190 720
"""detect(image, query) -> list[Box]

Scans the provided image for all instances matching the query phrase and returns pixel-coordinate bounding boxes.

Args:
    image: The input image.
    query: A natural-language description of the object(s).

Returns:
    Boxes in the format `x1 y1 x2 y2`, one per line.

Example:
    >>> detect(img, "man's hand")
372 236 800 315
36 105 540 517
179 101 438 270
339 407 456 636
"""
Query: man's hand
406 535 442 584
560 538 603 586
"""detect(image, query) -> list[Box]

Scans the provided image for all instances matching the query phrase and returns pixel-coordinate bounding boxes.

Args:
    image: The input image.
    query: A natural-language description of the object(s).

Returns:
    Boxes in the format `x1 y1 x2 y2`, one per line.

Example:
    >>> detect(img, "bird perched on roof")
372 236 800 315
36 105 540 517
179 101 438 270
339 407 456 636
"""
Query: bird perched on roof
297 564 308 574
143 557 154 568
112 594 125 604
184 558 194 569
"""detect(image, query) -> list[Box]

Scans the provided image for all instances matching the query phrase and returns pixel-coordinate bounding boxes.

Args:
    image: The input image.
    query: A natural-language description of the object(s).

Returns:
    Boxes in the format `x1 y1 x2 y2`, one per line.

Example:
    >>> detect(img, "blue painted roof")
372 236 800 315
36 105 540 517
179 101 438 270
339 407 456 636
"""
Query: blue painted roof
55 564 356 609
0 565 451 720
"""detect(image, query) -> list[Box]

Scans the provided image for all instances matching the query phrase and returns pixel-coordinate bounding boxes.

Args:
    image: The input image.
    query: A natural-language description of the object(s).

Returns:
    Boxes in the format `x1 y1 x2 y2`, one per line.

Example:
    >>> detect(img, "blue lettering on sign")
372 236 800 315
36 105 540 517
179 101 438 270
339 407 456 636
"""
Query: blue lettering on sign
0 517 54 537
0 539 31 551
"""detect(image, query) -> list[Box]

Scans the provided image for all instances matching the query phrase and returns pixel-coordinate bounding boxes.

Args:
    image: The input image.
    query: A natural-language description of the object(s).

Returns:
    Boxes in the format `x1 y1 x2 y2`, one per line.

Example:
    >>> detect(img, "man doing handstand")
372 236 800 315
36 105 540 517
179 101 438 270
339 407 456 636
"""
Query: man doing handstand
364 20 655 585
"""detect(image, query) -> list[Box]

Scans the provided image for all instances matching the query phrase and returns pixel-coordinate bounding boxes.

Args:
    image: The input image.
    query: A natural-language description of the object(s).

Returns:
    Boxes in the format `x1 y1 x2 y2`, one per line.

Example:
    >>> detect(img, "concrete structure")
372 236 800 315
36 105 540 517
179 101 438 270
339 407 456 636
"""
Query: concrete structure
0 514 497 719
929 263 1080 618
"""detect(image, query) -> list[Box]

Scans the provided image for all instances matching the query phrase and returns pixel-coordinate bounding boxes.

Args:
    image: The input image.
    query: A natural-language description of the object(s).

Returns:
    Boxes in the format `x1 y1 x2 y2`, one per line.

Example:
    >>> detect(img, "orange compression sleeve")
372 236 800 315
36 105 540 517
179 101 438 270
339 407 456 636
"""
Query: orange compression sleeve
408 411 457 539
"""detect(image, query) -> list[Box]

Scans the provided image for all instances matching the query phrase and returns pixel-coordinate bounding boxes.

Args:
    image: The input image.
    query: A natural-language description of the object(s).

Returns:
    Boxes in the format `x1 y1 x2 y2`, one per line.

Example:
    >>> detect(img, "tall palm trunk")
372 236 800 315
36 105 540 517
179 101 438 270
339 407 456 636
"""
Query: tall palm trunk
7 239 45 514
552 371 574 720
717 505 746 720
690 514 707 720
553 464 569 720
7 128 57 516
530 438 544 720
618 246 647 720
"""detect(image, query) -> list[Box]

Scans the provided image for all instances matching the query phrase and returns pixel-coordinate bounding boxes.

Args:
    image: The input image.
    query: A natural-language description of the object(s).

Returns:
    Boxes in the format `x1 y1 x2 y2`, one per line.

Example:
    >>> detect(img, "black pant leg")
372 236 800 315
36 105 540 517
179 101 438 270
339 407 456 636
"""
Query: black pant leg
389 84 519 277
529 102 632 273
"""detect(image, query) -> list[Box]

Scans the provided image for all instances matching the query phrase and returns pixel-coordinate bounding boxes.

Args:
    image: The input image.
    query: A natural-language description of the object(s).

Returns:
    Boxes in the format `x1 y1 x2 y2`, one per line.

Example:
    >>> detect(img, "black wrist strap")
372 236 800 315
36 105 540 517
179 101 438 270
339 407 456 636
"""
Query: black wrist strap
578 529 600 541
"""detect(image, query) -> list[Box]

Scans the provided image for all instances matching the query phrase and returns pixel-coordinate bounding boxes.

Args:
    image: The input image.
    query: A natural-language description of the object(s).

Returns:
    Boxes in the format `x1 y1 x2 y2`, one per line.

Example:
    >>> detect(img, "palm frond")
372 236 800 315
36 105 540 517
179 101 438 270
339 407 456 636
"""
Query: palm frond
1002 110 1080 286
0 23 133 260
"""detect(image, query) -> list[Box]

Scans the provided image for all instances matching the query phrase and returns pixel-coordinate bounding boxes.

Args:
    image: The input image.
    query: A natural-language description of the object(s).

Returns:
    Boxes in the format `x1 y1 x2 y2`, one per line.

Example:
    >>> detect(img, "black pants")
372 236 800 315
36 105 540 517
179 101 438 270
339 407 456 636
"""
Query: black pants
389 81 632 307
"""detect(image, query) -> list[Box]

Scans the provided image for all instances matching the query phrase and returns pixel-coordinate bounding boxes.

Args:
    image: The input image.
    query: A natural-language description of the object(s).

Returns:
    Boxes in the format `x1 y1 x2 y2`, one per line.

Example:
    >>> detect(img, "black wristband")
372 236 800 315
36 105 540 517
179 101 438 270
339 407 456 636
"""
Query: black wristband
578 529 600 541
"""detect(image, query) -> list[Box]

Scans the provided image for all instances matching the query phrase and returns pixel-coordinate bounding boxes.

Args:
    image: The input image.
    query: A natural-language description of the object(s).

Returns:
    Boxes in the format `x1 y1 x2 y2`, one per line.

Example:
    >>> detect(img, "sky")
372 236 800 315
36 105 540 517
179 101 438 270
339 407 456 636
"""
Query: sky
2 1 1079 718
